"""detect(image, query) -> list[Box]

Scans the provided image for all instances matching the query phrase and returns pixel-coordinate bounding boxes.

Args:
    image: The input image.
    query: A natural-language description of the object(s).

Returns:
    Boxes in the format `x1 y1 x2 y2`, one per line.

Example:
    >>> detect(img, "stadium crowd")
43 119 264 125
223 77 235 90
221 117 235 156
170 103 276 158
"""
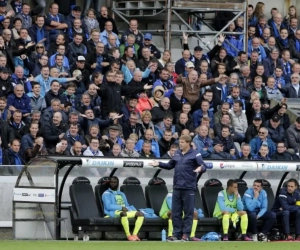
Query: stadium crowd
0 0 299 166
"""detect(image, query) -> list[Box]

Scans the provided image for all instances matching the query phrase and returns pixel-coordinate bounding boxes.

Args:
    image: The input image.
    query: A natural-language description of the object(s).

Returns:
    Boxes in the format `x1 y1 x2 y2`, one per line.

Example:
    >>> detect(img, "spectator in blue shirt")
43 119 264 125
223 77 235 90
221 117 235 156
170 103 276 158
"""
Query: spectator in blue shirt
193 100 214 128
243 179 276 241
7 85 31 118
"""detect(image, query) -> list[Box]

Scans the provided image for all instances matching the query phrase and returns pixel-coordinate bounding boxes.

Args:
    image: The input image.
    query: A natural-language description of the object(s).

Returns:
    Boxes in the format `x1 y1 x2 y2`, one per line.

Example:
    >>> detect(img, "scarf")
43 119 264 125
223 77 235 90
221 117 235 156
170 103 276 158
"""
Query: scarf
198 135 210 148
273 74 284 88
15 2 22 13
8 148 22 166
87 18 96 29
283 61 291 75
296 39 300 52
36 27 45 44
0 109 7 121
271 21 280 38
125 42 135 53
88 146 100 156
12 121 23 130
66 130 79 142
21 12 29 27
252 47 262 62
49 13 59 22
217 83 228 102
279 37 288 47
74 27 83 34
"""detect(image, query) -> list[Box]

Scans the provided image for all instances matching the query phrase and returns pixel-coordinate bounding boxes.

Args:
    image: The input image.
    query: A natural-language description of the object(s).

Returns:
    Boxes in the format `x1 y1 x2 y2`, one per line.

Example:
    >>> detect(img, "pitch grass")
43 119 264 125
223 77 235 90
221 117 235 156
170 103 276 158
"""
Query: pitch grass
0 241 300 250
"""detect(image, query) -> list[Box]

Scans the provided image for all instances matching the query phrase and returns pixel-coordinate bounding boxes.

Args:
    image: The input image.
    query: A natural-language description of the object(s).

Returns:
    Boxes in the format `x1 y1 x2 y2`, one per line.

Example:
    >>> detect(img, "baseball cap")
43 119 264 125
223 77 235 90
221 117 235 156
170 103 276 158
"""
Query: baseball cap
77 56 86 62
194 46 203 51
144 33 152 40
0 0 7 7
185 61 194 68
72 5 82 11
253 114 262 120
109 125 120 131
271 114 280 122
212 138 223 146
0 68 11 74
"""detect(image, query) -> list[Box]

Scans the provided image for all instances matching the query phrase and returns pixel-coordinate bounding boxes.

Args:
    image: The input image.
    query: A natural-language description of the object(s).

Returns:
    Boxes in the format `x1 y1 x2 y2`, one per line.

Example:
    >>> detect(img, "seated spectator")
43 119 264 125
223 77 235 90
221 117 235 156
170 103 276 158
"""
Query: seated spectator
0 97 11 121
289 29 300 61
193 100 214 129
238 143 253 160
139 140 156 158
102 176 144 241
209 138 235 160
153 68 175 98
158 129 176 156
151 97 173 125
271 178 300 241
193 125 213 158
269 13 286 38
107 125 124 147
83 137 103 156
252 145 271 160
48 138 70 155
100 20 119 47
68 17 89 43
121 95 140 124
7 84 31 119
226 86 246 112
216 125 238 158
155 114 176 141
248 37 267 62
271 142 299 161
3 139 25 167
107 143 122 157
121 112 142 140
229 100 248 141
263 48 283 77
64 137 80 155
286 117 300 154
245 114 263 143
149 86 164 107
120 19 143 45
119 34 140 58
42 112 68 150
42 98 67 125
280 50 292 79
27 82 46 112
63 123 86 150
120 138 140 157
136 91 153 114
265 114 286 144
265 76 283 101
249 127 276 157
49 44 70 69
84 8 100 34
248 76 269 107
175 112 194 137
276 103 290 130
135 129 159 157
68 34 87 67
161 143 178 159
8 109 25 140
11 66 32 93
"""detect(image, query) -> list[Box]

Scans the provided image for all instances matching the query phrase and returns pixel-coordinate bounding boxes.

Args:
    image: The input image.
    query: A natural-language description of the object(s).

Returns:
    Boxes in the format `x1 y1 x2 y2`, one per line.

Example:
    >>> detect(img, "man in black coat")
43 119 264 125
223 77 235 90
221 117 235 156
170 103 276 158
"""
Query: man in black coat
271 142 299 161
121 112 143 140
151 97 173 125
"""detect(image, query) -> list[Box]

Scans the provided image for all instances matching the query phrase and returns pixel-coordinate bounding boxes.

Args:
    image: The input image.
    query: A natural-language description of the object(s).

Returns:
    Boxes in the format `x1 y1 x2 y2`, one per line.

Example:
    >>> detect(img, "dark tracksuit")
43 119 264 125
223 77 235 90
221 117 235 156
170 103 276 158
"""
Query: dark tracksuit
158 148 207 238
272 187 300 234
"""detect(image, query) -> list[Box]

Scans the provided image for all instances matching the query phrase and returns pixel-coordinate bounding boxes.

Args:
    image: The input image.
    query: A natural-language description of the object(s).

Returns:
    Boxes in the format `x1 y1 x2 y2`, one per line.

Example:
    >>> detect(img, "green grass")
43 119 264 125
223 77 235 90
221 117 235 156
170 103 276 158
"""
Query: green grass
0 241 299 250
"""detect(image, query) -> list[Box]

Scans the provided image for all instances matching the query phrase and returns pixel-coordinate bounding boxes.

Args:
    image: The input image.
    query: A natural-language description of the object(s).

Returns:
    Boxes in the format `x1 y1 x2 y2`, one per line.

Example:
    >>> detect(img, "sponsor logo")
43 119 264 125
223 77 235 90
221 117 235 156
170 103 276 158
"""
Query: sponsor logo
240 164 255 169
205 162 213 169
296 165 300 171
22 193 30 196
14 193 21 196
220 163 235 169
38 193 45 197
261 164 287 170
92 160 114 166
123 161 144 168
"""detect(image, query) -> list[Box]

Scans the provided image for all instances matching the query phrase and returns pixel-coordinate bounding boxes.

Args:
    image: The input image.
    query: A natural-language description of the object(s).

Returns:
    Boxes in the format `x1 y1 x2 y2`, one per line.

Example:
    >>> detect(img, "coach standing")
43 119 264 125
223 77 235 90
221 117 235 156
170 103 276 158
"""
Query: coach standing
149 135 207 241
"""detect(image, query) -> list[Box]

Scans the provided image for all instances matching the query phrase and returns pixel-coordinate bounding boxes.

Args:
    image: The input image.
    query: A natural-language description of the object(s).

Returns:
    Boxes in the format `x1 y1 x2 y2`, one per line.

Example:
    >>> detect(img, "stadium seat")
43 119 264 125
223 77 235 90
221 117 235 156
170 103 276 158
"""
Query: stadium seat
69 177 113 237
152 36 164 49
120 177 164 227
201 178 223 217
261 179 275 210
235 179 248 197
94 177 110 215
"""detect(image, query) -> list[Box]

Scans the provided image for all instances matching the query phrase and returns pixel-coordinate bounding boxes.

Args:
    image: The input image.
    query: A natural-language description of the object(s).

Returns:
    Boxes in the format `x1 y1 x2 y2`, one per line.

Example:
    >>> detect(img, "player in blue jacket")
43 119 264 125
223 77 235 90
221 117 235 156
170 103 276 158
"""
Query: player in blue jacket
272 178 300 241
149 135 207 242
102 176 144 241
243 179 276 241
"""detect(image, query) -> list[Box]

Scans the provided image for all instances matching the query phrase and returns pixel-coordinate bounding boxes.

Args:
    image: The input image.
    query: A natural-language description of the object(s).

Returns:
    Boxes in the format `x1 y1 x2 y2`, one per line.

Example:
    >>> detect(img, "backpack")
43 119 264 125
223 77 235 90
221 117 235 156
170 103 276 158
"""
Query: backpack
201 232 220 241
269 228 283 241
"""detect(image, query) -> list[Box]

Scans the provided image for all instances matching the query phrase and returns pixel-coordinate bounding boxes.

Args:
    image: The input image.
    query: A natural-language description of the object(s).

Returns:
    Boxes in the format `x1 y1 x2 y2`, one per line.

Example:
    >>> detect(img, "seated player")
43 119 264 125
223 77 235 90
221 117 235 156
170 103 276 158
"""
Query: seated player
213 179 252 241
159 190 202 241
243 179 276 241
102 176 144 241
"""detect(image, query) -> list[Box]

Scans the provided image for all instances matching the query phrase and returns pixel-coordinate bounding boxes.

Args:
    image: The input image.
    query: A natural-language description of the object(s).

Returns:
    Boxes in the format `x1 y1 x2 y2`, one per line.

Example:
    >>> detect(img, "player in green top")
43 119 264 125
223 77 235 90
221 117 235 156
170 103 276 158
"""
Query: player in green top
213 179 252 241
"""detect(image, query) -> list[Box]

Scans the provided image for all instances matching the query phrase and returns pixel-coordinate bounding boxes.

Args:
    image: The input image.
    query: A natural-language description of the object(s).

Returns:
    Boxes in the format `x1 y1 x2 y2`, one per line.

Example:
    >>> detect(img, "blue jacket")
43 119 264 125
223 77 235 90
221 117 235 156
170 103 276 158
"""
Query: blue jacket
7 94 31 115
11 74 32 93
217 190 244 213
226 96 246 111
49 53 70 69
247 45 267 62
152 79 175 98
222 37 243 57
154 122 175 141
252 154 271 161
249 137 276 157
28 24 50 50
102 188 130 217
34 75 69 97
272 187 300 212
158 148 207 190
121 65 151 84
192 135 214 158
20 133 35 155
193 109 214 128
243 187 268 218
135 138 160 157
100 31 120 46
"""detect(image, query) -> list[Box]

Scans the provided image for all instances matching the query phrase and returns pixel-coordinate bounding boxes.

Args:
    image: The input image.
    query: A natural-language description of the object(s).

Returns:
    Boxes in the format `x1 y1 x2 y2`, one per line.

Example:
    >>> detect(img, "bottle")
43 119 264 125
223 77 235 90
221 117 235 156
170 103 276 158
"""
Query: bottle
161 229 166 242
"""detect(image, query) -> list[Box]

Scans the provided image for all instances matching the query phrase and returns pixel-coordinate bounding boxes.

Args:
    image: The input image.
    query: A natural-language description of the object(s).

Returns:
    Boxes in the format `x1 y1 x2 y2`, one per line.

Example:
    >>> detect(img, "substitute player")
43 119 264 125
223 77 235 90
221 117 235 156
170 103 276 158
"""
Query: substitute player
213 179 252 241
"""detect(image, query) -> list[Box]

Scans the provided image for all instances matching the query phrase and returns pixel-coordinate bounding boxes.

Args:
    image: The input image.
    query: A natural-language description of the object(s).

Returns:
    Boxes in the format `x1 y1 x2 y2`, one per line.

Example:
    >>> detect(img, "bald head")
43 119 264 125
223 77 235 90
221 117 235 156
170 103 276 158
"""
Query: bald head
53 112 62 125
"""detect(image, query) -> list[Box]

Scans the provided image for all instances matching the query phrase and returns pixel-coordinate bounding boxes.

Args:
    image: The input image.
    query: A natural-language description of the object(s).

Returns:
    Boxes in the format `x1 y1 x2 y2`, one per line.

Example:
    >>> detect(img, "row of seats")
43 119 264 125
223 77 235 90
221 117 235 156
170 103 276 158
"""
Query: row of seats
68 176 276 239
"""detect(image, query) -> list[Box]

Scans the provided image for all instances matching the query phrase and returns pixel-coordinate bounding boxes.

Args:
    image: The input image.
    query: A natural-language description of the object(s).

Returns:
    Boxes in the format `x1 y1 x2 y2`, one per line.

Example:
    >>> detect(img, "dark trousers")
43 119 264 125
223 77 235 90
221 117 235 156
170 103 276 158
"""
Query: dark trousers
247 211 276 234
172 188 195 238
276 210 300 234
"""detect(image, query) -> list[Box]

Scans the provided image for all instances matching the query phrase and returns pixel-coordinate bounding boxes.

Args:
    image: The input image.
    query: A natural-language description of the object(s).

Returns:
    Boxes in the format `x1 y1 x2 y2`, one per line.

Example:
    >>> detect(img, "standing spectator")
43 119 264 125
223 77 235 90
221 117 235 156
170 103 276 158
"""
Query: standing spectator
3 139 25 167
97 6 118 34
28 15 50 51
15 3 32 29
121 19 143 46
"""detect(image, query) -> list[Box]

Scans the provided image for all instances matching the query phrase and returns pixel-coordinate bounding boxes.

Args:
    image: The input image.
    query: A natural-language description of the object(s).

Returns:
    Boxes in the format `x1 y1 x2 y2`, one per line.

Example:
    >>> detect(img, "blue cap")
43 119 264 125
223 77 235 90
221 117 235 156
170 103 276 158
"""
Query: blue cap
253 114 262 120
0 0 7 7
144 33 152 40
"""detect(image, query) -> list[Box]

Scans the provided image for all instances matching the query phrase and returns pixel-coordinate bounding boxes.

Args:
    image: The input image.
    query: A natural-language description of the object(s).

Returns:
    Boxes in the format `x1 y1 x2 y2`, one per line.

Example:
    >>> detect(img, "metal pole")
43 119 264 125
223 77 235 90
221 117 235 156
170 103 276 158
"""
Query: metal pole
166 0 171 50
243 1 248 52
165 30 244 35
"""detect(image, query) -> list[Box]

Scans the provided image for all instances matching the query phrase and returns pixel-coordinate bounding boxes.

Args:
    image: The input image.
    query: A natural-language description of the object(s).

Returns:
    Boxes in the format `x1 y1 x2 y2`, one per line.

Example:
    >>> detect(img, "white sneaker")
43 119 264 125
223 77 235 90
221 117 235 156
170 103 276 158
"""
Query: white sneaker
258 232 267 242
252 234 258 241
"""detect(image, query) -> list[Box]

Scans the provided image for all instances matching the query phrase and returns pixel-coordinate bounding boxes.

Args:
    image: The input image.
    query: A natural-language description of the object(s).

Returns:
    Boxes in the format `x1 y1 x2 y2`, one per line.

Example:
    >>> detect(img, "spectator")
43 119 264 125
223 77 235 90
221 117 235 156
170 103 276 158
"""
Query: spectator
15 3 32 30
121 19 143 46
122 112 143 140
97 6 118 34
7 84 31 118
49 138 70 155
265 114 286 144
249 127 276 156
8 109 25 139
245 114 263 143
238 143 253 160
151 97 173 125
158 129 175 156
286 117 300 154
252 145 271 160
83 137 103 156
63 123 86 150
193 99 214 129
271 142 299 161
84 8 100 35
120 138 140 157
229 100 248 141
135 129 159 157
154 114 176 141
3 138 25 167
138 33 161 60
0 97 11 121
193 125 213 158
276 103 290 130
28 15 50 50
209 138 234 160
139 140 156 158
214 102 232 125
161 143 178 158
27 82 46 112
0 67 14 97
278 73 300 98
70 141 82 156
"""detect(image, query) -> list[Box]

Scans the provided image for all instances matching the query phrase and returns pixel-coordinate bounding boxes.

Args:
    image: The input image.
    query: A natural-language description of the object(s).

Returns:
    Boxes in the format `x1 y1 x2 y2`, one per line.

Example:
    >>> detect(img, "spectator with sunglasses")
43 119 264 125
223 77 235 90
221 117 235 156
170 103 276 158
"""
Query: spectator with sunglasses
249 127 276 157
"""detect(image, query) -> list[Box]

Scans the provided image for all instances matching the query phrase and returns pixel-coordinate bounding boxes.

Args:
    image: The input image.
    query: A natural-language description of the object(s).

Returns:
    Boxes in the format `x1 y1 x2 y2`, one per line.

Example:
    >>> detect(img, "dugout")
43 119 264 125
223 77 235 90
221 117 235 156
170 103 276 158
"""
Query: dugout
12 156 300 240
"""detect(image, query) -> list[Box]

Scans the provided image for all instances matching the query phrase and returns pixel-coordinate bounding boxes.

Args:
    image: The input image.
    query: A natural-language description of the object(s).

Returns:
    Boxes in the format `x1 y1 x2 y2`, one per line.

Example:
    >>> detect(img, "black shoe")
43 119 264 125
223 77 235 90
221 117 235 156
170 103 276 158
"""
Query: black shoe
167 236 179 242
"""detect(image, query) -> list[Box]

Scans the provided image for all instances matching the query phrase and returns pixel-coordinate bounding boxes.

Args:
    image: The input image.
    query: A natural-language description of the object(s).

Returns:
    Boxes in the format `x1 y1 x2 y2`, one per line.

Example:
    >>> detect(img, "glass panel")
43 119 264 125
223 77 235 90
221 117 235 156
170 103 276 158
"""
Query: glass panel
14 202 56 240
18 158 56 188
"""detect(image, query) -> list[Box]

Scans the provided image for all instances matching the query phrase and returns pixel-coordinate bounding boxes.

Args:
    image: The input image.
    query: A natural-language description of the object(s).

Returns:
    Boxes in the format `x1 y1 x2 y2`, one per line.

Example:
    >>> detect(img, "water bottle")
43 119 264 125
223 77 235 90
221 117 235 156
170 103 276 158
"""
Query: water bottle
161 229 166 242
218 234 221 241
